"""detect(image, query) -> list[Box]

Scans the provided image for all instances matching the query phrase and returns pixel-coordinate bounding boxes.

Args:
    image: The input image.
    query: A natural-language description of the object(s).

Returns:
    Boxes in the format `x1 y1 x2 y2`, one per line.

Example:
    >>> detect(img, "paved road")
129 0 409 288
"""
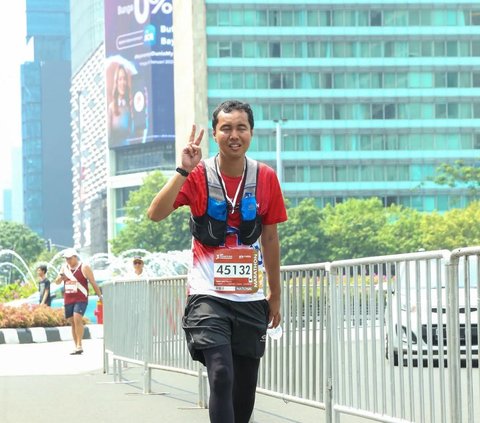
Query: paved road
0 339 323 423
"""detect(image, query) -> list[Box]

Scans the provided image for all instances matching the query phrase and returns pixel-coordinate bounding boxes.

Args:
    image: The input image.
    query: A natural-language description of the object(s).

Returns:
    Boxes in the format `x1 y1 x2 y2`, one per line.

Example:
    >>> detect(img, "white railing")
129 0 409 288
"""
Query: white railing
102 247 479 423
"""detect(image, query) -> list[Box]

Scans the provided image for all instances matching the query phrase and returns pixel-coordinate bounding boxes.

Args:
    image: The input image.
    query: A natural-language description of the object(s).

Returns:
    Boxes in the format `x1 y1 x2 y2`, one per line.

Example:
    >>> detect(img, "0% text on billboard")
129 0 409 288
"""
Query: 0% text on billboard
135 0 173 24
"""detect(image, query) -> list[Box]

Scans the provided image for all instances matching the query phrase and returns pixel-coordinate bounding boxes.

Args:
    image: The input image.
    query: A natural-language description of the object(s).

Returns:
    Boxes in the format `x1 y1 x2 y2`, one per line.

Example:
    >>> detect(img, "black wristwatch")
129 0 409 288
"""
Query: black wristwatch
176 167 189 177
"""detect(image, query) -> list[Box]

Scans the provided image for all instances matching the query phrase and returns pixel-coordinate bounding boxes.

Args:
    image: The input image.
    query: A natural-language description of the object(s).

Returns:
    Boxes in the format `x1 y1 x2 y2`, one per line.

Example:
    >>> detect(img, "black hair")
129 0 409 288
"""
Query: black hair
212 100 254 130
37 264 47 274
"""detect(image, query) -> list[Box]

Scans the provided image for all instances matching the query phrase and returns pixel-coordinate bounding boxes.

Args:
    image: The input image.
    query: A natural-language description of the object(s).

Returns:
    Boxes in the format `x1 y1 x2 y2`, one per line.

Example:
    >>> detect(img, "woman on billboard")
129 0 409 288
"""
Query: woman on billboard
108 63 134 147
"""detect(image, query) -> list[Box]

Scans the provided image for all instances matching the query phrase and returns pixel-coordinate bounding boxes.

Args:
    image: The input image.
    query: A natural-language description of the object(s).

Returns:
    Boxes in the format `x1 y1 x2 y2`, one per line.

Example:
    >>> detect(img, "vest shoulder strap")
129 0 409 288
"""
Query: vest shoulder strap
203 156 258 200
244 157 258 196
203 157 223 201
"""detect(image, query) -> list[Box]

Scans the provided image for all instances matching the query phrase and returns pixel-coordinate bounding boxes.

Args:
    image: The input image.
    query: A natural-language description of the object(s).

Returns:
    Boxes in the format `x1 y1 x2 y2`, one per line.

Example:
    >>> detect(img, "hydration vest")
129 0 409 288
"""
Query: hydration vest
190 156 262 247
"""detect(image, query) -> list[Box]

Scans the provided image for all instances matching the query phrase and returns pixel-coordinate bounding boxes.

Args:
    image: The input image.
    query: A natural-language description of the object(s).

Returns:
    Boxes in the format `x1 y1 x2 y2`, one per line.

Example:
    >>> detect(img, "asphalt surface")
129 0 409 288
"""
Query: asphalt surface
0 339 323 423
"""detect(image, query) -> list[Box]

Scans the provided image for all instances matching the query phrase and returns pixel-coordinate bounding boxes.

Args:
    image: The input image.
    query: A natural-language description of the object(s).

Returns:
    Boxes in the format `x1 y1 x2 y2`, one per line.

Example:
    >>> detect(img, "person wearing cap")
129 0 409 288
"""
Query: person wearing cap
54 248 103 355
128 256 150 279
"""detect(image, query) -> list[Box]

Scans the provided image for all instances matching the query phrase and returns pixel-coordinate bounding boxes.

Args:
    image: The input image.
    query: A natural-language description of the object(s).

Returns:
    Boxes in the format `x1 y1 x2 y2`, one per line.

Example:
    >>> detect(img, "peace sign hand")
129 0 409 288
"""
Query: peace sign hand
181 124 204 172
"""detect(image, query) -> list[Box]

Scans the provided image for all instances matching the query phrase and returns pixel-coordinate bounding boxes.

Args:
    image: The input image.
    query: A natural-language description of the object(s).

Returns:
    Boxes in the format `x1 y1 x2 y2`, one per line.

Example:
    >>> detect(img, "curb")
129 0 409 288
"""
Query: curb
0 324 103 345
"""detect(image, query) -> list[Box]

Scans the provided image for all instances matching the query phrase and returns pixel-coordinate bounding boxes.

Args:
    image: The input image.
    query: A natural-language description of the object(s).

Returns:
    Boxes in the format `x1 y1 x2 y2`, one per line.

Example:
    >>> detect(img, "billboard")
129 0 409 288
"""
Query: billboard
104 0 175 149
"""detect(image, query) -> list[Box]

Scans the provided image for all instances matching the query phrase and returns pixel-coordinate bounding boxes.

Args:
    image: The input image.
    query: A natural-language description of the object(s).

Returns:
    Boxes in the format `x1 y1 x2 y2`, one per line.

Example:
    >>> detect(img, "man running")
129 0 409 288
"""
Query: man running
148 100 287 423
55 248 103 355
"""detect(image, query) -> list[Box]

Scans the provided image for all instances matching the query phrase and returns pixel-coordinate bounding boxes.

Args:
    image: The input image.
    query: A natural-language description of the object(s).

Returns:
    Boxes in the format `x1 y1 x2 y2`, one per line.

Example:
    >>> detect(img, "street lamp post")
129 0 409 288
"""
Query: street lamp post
273 118 287 185
76 90 85 249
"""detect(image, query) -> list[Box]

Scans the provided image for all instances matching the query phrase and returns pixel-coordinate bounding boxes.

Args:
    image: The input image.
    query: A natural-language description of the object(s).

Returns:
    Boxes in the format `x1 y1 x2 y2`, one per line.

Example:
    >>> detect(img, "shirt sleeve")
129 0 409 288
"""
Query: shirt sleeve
259 165 288 225
173 165 207 216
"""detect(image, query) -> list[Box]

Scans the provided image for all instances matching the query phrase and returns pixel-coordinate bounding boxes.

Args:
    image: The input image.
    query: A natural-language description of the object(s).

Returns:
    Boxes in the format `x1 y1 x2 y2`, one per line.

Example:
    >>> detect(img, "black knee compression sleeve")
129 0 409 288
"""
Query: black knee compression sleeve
203 344 235 423
232 354 261 423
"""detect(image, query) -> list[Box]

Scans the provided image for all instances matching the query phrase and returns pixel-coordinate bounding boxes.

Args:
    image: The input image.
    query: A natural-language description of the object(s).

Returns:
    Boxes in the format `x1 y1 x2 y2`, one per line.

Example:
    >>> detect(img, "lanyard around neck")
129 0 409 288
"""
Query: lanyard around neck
215 156 247 214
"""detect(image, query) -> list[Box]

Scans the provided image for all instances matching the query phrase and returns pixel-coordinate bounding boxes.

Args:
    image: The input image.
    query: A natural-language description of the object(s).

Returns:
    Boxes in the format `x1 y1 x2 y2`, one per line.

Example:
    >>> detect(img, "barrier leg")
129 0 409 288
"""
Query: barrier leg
103 347 109 374
198 364 208 408
113 358 118 382
143 364 152 394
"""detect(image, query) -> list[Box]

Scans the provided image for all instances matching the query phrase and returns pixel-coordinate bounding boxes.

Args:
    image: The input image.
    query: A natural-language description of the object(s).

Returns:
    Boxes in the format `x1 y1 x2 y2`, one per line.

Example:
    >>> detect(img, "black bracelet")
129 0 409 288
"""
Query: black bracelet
176 167 189 177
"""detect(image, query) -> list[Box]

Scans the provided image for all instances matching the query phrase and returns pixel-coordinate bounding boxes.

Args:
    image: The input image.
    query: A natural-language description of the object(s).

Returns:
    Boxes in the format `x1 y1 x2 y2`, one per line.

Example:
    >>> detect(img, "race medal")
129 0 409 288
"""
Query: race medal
213 248 259 293
65 280 78 294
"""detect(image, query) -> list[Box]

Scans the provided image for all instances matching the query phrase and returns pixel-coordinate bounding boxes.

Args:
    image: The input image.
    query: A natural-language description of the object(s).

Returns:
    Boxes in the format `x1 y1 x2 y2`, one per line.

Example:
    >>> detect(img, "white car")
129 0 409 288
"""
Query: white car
386 256 478 366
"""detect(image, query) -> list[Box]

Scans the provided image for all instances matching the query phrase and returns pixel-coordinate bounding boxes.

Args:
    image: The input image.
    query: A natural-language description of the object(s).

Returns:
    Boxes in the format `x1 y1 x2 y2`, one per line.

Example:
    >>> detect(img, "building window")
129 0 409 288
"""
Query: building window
384 104 396 119
372 104 384 119
284 166 304 182
447 72 458 87
474 134 480 149
268 10 280 26
269 42 281 57
472 41 480 56
471 10 480 25
370 10 382 26
446 41 458 57
218 41 231 57
218 10 230 26
310 166 322 182
270 73 281 89
473 103 480 118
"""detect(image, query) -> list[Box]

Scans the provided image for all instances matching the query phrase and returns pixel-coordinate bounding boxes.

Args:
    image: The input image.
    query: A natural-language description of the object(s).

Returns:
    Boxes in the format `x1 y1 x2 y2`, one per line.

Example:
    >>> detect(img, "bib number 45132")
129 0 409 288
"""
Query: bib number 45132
213 248 258 293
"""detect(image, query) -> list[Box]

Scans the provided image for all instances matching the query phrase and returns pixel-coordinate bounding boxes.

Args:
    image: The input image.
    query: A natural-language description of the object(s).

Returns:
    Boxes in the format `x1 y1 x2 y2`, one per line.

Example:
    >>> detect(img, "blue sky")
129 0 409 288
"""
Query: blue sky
0 1 26 207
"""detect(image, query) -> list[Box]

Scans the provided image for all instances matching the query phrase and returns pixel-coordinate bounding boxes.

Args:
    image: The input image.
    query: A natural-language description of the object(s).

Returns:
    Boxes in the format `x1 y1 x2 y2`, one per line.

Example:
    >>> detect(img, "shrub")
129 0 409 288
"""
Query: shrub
0 303 88 328
0 304 34 328
0 282 37 303
31 305 67 327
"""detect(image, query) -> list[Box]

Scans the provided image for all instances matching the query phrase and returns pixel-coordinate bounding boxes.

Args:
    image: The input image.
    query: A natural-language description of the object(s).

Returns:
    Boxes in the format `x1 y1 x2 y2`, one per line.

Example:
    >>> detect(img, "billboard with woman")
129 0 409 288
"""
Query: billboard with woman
104 0 174 149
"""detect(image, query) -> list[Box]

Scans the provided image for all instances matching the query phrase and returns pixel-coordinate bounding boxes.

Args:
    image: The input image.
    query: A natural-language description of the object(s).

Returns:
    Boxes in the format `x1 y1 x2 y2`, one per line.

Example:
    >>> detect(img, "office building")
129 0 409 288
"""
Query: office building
21 0 73 245
104 0 178 242
204 0 480 211
70 0 107 254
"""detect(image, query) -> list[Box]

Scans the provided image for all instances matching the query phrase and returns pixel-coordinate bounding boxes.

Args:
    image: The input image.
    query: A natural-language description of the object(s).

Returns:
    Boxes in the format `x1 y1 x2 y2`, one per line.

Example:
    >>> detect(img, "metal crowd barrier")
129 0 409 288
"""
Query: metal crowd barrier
329 248 479 423
102 276 208 404
102 247 479 423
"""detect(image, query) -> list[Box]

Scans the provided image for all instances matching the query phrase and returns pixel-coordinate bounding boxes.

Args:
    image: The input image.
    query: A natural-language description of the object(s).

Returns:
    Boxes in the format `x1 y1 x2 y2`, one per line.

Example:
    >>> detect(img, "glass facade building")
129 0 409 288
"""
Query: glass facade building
69 0 108 254
205 0 480 211
21 0 73 245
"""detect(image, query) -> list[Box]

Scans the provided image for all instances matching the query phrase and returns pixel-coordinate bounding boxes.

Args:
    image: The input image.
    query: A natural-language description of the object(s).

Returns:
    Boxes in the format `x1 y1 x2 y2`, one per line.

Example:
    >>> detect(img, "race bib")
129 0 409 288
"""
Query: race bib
64 280 78 294
213 248 259 293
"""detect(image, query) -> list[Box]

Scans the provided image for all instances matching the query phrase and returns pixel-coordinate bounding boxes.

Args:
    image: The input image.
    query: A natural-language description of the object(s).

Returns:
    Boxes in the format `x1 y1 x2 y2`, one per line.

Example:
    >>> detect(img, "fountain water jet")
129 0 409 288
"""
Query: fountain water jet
0 249 37 285
0 263 30 284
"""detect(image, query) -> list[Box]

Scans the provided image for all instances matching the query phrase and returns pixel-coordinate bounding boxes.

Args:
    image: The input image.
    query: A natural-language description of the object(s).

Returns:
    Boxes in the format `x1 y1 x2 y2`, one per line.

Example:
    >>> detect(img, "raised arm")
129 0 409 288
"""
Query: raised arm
260 223 282 328
54 269 67 285
147 125 204 222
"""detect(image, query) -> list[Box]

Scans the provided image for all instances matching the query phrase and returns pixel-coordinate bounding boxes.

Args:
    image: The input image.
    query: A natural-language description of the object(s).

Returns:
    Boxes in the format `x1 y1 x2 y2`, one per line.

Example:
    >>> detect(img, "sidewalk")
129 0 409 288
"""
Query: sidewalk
0 339 323 423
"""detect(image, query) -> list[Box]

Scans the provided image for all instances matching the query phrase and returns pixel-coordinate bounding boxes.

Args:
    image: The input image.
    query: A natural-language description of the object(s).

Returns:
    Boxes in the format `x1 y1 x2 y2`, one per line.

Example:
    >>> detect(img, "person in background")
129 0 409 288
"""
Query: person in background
54 248 103 355
129 256 150 278
37 264 51 306
147 100 287 423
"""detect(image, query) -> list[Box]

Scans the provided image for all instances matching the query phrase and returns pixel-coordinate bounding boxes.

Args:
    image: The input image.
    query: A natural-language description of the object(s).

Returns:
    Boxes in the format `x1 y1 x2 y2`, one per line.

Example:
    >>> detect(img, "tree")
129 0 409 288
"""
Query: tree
0 221 45 283
321 198 388 261
110 171 192 254
278 198 325 265
434 160 480 195
378 206 424 255
420 201 480 250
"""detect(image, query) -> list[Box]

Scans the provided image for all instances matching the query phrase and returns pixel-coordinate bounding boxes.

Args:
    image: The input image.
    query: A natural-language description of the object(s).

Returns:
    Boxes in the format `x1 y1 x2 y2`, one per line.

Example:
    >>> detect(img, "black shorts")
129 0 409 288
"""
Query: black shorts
182 294 270 365
64 302 88 319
